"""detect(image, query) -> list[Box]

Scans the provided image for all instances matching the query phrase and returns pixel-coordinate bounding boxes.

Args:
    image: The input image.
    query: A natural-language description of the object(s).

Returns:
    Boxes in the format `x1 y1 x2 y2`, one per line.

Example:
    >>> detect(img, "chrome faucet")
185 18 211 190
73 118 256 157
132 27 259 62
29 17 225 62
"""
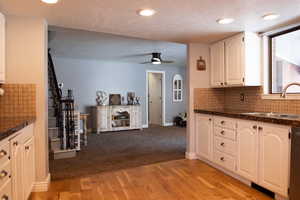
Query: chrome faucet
281 82 300 98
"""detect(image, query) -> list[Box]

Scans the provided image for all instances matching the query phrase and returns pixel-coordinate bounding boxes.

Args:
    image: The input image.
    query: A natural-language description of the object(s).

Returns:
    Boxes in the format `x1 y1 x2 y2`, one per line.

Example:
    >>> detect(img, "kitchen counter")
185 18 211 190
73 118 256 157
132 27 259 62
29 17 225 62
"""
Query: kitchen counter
0 116 36 141
194 109 300 127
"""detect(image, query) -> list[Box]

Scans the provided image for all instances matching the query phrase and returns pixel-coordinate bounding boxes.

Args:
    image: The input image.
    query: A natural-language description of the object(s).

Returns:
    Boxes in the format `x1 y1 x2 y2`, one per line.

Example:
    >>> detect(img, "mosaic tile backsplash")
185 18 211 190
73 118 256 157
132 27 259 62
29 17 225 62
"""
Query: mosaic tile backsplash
194 86 300 114
0 84 36 117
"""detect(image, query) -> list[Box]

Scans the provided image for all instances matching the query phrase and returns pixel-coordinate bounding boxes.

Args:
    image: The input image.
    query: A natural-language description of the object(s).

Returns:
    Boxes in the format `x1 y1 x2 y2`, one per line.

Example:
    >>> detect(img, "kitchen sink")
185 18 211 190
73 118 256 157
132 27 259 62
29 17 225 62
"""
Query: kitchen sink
242 112 300 119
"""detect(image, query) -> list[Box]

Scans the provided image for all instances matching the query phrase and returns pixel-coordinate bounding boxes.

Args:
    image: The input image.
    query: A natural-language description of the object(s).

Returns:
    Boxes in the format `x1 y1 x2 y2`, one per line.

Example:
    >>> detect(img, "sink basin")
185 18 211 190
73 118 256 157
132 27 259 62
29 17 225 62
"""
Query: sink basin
242 112 300 119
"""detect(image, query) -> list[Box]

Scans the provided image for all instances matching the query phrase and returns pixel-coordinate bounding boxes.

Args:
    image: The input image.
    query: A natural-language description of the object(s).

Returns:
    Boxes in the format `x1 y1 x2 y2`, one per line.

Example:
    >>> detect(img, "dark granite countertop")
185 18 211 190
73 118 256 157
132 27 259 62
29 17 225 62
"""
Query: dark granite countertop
194 109 300 127
0 117 36 141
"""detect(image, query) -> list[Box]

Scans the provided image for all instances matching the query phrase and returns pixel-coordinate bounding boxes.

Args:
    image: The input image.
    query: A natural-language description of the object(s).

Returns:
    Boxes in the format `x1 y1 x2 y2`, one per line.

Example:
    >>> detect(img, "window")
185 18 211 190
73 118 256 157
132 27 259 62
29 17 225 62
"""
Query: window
269 26 300 94
173 74 183 102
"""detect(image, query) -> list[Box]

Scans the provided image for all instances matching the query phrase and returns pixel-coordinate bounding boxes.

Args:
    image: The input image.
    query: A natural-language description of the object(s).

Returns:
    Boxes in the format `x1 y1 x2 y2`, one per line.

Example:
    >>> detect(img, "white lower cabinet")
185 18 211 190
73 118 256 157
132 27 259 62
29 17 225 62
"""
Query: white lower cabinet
258 123 290 197
10 124 35 200
237 120 259 182
196 114 291 198
195 114 213 160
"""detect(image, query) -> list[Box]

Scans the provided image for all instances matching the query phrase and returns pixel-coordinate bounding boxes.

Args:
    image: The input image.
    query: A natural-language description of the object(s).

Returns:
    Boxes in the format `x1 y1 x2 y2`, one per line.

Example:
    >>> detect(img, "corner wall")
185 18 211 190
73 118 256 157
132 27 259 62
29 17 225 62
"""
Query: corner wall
186 43 210 157
5 16 49 187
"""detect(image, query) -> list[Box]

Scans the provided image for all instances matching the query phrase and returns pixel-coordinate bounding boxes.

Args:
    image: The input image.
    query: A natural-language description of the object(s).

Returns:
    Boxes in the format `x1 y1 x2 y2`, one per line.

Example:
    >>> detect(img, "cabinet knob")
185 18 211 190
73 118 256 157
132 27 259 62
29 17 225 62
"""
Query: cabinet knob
220 121 225 125
224 82 228 85
220 130 225 135
0 170 7 179
209 118 212 121
220 83 224 86
220 157 225 162
253 125 257 130
25 146 30 150
258 126 263 131
0 150 7 158
220 142 225 147
1 195 8 200
13 141 18 146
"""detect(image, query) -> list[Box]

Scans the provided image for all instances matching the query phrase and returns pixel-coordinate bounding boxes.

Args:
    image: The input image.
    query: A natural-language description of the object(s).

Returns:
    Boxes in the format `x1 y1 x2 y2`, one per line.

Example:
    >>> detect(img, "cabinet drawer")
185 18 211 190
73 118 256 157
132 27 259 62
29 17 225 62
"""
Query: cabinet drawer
214 150 236 172
0 142 9 167
0 180 11 200
214 117 236 130
214 126 236 141
0 161 11 189
214 136 237 156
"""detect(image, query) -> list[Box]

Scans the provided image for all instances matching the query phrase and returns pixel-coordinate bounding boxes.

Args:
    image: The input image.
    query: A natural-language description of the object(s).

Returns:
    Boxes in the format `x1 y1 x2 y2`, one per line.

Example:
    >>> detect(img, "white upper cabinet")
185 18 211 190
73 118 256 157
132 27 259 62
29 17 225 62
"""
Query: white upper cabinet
195 114 213 160
258 124 290 197
236 120 258 182
210 41 225 87
210 32 261 88
0 12 4 83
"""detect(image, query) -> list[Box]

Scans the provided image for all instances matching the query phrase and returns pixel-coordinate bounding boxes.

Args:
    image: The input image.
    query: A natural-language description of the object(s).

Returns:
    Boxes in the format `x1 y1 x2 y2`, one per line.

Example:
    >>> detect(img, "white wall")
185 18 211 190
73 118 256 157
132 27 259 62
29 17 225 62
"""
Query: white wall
5 16 49 188
186 43 210 158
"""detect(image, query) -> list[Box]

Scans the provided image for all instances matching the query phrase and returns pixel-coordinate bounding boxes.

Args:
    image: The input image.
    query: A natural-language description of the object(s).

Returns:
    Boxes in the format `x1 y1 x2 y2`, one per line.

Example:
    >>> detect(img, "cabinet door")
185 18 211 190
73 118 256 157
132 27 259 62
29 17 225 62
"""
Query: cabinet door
10 135 24 200
225 34 244 86
258 124 290 197
0 12 5 83
23 138 35 200
195 114 213 160
236 121 258 182
210 41 225 87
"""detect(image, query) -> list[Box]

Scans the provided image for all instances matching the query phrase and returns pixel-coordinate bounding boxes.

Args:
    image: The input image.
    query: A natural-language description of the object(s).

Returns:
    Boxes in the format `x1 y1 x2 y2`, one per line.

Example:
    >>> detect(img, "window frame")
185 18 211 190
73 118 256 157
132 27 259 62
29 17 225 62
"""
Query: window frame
268 25 300 94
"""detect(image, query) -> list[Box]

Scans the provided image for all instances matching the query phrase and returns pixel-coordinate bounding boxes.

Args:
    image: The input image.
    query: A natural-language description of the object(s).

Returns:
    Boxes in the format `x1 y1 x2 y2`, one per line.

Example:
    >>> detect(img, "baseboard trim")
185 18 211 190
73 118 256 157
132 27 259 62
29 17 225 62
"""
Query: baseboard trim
32 173 51 192
164 122 174 127
185 152 197 160
142 124 148 128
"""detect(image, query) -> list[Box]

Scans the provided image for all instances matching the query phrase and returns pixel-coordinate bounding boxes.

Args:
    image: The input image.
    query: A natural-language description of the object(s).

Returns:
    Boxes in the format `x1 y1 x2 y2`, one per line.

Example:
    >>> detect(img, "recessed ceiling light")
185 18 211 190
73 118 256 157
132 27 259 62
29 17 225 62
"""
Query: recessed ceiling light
217 18 235 24
138 9 156 17
41 0 58 4
262 13 280 20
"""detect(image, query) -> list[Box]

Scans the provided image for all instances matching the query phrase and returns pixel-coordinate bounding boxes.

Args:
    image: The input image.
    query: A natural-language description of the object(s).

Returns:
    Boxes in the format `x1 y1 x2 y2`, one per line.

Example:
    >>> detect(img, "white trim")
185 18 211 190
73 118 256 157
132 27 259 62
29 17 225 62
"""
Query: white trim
32 173 51 192
146 70 166 127
164 122 174 127
142 124 149 128
185 152 197 160
260 22 300 36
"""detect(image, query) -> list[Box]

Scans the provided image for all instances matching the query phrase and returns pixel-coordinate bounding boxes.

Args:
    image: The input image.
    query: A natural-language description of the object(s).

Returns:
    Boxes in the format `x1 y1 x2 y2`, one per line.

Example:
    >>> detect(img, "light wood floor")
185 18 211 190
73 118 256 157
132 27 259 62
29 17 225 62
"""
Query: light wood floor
30 159 272 200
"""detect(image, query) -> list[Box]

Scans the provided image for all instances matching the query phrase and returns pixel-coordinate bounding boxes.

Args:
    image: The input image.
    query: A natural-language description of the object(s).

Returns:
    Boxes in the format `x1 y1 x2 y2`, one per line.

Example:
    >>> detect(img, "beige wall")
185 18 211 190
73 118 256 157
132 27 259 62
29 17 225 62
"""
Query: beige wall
5 16 49 183
186 43 210 156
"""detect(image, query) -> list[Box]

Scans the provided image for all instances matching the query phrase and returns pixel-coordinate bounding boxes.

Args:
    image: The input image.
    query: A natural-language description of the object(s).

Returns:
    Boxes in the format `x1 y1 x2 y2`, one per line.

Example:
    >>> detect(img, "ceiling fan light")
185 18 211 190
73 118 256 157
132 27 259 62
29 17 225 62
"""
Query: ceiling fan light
41 0 59 4
151 58 161 65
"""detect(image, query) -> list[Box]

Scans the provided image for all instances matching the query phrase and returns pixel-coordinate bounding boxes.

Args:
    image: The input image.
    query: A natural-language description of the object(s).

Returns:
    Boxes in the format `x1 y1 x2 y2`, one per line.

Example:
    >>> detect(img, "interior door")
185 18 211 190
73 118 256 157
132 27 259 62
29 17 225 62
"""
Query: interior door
148 73 162 125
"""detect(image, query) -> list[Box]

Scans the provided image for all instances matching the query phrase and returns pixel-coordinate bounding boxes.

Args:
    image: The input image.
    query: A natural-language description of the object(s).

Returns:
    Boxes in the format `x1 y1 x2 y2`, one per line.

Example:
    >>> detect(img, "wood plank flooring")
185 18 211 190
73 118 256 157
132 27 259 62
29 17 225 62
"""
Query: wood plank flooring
30 159 272 200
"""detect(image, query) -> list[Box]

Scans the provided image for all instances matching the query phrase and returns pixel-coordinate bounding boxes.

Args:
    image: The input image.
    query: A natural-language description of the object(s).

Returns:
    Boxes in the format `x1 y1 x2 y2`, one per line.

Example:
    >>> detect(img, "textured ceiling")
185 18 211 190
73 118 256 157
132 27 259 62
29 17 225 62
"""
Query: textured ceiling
1 0 300 43
49 27 187 67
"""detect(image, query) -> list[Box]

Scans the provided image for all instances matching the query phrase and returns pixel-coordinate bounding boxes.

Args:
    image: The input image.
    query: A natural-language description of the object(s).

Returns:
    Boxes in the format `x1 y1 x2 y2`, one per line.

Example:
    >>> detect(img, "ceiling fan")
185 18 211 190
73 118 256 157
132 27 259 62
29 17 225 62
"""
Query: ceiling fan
141 52 174 65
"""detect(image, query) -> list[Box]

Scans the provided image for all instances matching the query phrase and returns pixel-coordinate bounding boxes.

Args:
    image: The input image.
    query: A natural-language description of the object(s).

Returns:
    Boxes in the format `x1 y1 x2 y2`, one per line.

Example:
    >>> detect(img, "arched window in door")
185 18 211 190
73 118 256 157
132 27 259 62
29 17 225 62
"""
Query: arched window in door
173 74 183 102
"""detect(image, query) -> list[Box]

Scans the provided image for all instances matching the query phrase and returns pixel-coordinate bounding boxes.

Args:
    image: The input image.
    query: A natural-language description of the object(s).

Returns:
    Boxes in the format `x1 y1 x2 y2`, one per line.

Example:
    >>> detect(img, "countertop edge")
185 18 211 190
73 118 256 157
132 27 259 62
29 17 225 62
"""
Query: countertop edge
0 118 36 141
194 109 300 127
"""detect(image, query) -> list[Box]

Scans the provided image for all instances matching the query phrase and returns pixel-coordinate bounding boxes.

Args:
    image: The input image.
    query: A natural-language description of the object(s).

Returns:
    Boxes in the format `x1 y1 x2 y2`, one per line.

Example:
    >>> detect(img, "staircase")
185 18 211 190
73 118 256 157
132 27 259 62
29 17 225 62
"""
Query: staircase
48 49 76 159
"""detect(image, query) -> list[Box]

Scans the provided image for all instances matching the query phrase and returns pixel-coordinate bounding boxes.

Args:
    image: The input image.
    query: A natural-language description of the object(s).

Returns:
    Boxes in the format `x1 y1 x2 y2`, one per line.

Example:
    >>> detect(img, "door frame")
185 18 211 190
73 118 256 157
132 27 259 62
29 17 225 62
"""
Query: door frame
146 70 166 127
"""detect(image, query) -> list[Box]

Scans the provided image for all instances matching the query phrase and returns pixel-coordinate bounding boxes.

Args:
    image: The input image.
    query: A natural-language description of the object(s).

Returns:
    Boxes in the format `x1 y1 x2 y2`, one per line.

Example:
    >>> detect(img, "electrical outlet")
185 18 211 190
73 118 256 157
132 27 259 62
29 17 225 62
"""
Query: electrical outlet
240 93 245 102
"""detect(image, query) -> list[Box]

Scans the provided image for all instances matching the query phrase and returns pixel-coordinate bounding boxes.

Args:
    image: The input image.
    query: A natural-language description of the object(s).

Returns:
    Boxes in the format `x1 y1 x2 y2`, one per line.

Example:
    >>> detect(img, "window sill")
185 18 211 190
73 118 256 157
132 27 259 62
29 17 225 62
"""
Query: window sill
261 94 300 100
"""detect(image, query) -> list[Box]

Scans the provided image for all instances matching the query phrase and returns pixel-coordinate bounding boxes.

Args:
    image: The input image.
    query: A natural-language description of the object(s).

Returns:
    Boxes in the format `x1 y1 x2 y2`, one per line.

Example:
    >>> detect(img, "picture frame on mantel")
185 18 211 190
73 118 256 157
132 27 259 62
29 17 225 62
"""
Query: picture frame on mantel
197 56 206 71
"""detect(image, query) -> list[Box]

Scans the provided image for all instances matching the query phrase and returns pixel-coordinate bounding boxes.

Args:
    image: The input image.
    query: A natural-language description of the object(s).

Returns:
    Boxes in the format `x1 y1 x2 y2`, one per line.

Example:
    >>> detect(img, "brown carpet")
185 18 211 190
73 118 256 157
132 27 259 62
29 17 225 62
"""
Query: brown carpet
50 126 186 180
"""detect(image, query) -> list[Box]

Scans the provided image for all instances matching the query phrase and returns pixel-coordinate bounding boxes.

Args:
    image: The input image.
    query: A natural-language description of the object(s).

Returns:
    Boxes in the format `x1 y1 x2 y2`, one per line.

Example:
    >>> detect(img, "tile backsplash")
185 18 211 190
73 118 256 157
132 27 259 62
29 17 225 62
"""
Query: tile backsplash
194 86 300 114
0 84 36 117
